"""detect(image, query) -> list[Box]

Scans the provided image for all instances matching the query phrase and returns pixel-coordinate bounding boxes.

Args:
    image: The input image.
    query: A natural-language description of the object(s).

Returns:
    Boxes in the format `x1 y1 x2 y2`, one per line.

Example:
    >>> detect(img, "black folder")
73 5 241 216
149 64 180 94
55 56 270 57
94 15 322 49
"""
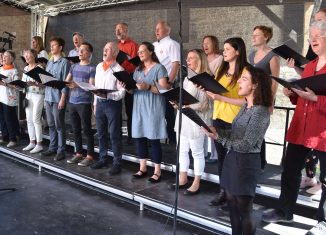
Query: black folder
21 56 26 64
116 50 129 65
272 44 310 67
39 74 69 90
161 87 199 105
271 74 326 95
0 74 7 80
7 80 27 88
113 70 137 90
182 107 212 133
24 66 54 83
37 57 48 64
128 56 141 67
65 56 80 64
189 72 228 94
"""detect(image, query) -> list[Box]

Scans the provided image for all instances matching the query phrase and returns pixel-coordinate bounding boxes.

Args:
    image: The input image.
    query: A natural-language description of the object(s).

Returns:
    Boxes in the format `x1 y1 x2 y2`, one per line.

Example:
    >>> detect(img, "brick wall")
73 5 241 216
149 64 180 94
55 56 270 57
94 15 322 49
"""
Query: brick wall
0 4 31 72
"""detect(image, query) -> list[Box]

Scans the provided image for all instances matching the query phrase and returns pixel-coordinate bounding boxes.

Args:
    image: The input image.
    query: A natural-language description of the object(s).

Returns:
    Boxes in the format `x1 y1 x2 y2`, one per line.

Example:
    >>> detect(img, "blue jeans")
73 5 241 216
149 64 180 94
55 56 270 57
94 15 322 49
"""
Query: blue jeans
45 101 66 153
96 99 122 166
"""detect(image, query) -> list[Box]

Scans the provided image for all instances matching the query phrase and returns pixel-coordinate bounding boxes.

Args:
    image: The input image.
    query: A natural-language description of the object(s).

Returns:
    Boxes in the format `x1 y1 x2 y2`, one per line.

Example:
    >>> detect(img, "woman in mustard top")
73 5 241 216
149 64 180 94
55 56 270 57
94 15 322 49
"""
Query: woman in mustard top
206 37 247 206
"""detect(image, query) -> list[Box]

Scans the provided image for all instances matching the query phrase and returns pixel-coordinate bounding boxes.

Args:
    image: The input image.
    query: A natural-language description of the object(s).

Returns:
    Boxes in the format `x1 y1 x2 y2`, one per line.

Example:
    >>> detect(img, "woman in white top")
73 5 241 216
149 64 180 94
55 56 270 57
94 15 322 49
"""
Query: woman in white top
21 49 45 154
0 50 20 147
170 49 211 195
32 36 48 65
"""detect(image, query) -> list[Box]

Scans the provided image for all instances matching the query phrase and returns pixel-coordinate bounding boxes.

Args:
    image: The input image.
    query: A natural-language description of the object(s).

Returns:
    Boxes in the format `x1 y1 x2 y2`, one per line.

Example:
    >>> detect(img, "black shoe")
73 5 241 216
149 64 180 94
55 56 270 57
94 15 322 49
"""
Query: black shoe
184 188 201 196
42 150 56 157
209 190 226 206
168 182 189 190
133 170 148 178
262 209 293 224
91 160 109 169
148 174 161 183
109 164 121 175
54 152 65 161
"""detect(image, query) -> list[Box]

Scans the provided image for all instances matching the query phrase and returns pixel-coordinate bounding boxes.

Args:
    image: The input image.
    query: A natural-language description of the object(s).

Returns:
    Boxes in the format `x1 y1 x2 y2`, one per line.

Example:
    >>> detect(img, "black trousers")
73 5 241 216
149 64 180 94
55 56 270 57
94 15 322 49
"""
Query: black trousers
70 103 94 155
124 92 133 139
0 103 19 142
165 99 176 143
279 143 326 221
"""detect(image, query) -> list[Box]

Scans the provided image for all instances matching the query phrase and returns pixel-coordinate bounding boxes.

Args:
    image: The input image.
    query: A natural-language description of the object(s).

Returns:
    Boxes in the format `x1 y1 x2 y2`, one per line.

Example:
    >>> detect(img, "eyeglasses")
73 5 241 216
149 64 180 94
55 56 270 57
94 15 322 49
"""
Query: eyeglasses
308 35 326 43
137 49 147 54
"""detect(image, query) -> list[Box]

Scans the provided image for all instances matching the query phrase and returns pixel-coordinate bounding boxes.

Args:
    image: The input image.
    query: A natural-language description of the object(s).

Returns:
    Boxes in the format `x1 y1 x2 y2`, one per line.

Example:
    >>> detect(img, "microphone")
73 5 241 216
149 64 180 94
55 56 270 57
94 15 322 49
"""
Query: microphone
4 31 16 38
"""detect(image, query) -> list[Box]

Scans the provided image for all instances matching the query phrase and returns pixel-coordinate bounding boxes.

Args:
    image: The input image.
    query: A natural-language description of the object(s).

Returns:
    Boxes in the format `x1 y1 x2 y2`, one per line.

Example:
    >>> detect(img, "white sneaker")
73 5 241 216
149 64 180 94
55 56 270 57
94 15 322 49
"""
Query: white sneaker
23 143 36 151
30 145 43 154
6 141 17 148
300 176 317 189
306 221 326 235
306 183 322 195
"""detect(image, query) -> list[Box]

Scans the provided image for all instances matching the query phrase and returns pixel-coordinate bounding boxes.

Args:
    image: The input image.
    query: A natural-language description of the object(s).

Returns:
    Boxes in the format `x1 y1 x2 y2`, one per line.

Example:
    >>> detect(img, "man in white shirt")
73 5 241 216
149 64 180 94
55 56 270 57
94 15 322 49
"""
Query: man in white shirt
153 21 180 144
91 41 126 175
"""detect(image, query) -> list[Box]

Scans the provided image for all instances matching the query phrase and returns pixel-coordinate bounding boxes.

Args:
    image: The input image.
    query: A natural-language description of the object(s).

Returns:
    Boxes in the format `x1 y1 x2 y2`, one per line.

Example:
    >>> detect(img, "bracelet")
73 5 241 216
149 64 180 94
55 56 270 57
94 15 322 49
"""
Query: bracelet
147 85 151 91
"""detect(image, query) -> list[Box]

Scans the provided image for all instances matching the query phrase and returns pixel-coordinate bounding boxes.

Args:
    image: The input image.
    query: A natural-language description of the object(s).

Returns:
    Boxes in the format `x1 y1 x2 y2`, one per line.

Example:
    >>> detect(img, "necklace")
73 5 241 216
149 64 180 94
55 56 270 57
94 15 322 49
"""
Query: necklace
225 72 233 77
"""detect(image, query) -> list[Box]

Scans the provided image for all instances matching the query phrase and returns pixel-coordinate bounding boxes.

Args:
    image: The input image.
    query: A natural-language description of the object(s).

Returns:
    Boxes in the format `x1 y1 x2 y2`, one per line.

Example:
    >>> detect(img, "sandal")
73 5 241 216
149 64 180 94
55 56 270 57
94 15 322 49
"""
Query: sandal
133 170 148 178
148 173 161 183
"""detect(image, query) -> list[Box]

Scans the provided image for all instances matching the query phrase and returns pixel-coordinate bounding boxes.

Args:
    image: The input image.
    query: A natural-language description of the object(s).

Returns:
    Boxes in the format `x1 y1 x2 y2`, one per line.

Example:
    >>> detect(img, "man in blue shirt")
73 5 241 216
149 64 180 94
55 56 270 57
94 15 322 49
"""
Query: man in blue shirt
42 37 70 161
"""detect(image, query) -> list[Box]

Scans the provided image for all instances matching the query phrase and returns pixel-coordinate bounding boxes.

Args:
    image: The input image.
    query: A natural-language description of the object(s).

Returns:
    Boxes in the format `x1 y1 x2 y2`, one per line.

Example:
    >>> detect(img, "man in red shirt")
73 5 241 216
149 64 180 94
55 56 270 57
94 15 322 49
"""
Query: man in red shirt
115 22 138 144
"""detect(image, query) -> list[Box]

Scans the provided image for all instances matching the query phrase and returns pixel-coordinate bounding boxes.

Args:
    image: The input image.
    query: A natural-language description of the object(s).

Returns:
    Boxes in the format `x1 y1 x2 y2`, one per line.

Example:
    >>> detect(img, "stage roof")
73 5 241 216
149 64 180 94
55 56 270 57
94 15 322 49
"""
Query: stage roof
2 0 148 16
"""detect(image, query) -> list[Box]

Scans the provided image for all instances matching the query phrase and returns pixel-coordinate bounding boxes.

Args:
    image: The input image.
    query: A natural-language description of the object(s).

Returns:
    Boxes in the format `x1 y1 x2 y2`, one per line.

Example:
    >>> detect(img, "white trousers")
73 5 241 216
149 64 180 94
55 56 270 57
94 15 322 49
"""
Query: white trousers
179 134 205 176
25 93 44 142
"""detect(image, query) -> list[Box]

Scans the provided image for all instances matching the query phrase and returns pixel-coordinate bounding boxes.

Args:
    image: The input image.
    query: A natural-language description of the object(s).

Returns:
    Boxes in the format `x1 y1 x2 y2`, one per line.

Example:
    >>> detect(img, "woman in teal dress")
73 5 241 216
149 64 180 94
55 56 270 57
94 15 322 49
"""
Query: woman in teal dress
129 41 170 183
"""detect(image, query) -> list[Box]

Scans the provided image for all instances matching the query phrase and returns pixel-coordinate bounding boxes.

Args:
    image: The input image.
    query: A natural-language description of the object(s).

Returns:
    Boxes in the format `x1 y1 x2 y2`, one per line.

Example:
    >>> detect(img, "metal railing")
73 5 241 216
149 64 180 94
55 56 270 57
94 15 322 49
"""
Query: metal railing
266 105 295 162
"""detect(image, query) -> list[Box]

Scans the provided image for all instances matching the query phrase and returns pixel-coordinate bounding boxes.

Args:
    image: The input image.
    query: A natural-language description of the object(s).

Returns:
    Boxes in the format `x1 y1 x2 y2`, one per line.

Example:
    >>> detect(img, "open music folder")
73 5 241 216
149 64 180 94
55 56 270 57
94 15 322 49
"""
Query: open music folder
0 74 27 89
113 70 137 90
271 74 326 95
39 74 70 90
24 66 53 84
189 72 228 94
182 107 212 133
74 80 117 94
0 74 7 80
272 44 310 67
160 87 199 106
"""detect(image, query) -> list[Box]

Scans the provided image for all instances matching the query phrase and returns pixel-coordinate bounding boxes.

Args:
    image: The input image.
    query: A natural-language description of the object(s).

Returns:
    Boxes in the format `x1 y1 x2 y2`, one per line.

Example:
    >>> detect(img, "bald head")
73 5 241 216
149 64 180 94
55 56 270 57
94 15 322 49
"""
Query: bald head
155 21 171 41
103 41 119 62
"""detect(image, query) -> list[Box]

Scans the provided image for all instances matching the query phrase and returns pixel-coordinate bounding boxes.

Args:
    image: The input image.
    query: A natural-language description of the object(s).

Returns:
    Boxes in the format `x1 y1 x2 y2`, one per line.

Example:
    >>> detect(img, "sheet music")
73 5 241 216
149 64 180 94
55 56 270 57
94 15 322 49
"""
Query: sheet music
75 80 97 91
39 74 56 84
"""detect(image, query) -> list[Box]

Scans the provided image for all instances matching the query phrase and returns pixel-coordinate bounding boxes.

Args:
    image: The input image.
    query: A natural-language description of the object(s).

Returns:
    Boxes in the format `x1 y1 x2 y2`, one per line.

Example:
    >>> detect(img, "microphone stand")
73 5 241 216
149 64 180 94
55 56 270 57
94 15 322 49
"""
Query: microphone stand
173 0 184 234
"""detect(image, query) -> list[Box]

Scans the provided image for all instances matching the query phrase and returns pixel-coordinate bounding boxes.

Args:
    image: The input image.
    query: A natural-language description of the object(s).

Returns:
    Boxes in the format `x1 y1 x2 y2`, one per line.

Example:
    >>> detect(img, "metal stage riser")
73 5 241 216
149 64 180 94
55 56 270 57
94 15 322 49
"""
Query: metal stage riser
41 133 319 209
0 146 230 233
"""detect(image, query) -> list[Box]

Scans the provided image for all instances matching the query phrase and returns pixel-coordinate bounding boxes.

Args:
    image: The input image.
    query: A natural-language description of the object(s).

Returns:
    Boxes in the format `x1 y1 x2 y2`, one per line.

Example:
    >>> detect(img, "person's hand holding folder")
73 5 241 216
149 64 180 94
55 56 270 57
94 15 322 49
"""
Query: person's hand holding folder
292 87 318 102
201 126 218 140
206 90 223 101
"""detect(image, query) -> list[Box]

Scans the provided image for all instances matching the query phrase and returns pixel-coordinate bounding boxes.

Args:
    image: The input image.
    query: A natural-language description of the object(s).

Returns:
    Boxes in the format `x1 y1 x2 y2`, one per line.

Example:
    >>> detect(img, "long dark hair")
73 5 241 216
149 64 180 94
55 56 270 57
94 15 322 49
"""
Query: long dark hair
246 65 273 107
216 37 248 87
137 41 160 71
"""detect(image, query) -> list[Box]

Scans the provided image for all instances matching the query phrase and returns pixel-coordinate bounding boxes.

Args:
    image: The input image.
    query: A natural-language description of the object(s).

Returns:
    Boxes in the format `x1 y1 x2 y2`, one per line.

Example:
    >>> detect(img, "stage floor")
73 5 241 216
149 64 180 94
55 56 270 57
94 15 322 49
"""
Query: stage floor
0 136 320 234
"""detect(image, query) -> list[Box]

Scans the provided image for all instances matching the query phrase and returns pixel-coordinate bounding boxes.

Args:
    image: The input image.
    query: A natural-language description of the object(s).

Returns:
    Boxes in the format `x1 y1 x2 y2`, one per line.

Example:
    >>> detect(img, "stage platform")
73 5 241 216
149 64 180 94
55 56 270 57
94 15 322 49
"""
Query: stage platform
0 134 321 234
